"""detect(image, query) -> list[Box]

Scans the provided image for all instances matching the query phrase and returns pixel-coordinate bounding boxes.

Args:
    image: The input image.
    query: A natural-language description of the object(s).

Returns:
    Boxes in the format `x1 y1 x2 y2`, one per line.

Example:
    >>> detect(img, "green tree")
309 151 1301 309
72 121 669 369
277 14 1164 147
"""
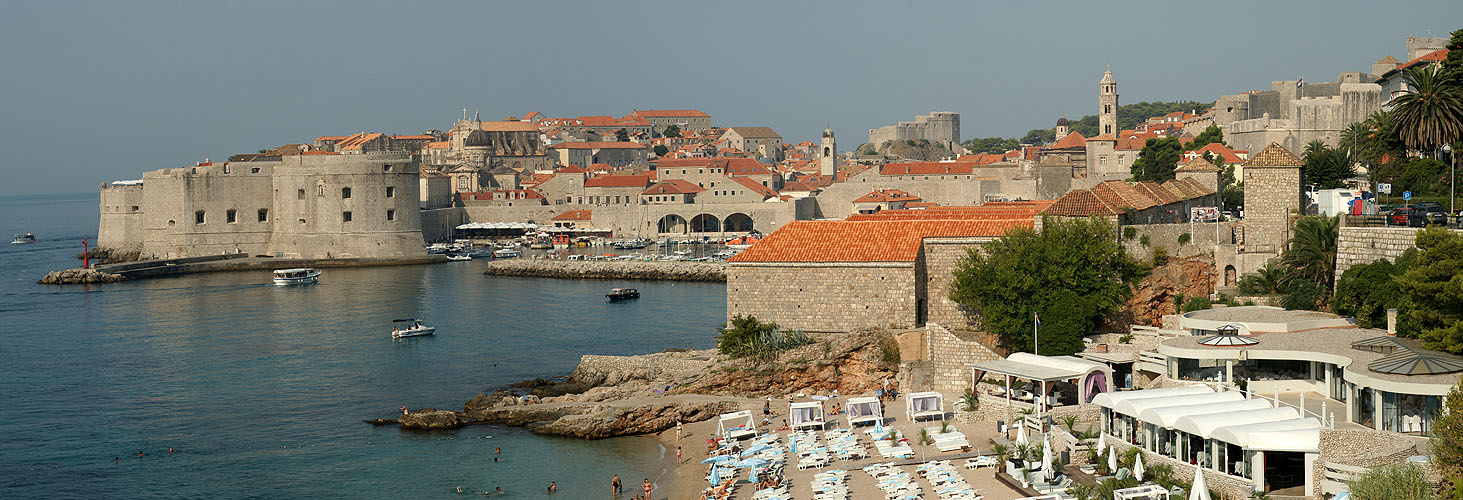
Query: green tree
1186 125 1223 150
1347 463 1435 500
1020 129 1055 145
1238 261 1285 295
949 217 1137 355
1433 378 1463 496
662 124 681 138
1131 137 1183 182
1396 157 1450 196
1302 140 1358 189
614 128 630 142
1221 162 1244 210
653 144 669 157
964 137 1022 154
1279 215 1340 305
1333 252 1415 329
1397 227 1463 353
1391 65 1463 155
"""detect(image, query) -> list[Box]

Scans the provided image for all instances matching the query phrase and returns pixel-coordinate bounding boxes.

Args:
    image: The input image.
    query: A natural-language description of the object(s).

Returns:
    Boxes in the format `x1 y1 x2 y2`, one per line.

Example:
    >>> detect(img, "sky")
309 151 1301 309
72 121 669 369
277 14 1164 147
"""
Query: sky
0 0 1458 196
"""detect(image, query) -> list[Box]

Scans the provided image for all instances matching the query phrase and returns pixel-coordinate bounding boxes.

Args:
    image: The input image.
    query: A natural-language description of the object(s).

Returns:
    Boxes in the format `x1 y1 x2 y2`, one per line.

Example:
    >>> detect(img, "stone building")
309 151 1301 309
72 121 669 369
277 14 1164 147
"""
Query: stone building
820 127 838 177
1173 157 1223 194
548 142 649 169
1214 76 1383 152
722 127 784 161
867 111 961 152
1099 68 1119 136
449 117 551 172
1240 143 1304 253
97 152 425 259
626 110 712 134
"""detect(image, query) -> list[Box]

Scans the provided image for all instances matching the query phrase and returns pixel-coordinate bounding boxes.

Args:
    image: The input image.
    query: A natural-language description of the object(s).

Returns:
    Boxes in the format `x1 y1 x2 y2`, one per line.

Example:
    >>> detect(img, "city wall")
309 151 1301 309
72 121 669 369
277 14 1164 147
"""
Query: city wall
727 261 919 332
1333 226 1463 278
463 199 810 238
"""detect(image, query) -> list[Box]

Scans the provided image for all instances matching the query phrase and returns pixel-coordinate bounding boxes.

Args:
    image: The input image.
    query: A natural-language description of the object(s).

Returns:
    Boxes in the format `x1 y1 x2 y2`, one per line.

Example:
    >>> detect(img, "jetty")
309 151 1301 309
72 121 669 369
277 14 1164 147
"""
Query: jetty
40 253 448 283
482 259 726 282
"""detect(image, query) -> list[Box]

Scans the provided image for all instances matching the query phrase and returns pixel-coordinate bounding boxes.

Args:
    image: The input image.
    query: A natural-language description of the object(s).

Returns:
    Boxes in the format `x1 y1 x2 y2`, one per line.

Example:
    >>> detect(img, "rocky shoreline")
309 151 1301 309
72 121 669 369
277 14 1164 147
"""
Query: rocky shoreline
38 268 127 284
482 259 726 282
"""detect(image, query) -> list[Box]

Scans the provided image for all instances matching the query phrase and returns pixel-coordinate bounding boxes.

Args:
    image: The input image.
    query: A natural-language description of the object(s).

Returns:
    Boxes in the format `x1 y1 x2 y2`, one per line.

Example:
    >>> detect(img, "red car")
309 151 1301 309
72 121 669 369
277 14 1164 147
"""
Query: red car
1391 207 1412 226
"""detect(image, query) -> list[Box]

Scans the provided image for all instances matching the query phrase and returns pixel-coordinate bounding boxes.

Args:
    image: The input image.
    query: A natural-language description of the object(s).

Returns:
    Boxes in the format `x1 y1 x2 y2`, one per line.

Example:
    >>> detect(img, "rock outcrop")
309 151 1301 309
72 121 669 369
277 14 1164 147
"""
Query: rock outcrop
1117 256 1215 327
37 268 126 285
482 259 725 282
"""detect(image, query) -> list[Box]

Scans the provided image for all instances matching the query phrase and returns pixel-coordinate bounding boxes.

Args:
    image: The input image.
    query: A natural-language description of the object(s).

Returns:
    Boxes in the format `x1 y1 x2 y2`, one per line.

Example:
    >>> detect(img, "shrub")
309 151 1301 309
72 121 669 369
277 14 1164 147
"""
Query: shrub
1123 226 1137 240
1139 234 1151 247
1151 246 1168 266
1178 232 1191 245
878 336 901 367
1118 334 1134 344
959 389 979 413
1347 463 1434 500
1181 296 1212 312
716 315 813 360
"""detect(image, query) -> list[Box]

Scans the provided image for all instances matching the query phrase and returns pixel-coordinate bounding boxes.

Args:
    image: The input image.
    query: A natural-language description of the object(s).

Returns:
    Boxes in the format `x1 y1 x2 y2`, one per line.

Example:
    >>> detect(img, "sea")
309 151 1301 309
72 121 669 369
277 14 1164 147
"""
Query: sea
0 192 728 498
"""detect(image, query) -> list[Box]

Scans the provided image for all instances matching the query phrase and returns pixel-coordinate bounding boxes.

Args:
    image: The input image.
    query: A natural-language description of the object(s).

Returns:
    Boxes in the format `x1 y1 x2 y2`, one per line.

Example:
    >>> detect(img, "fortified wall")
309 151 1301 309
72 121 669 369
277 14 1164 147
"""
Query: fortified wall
727 261 921 333
1335 226 1461 278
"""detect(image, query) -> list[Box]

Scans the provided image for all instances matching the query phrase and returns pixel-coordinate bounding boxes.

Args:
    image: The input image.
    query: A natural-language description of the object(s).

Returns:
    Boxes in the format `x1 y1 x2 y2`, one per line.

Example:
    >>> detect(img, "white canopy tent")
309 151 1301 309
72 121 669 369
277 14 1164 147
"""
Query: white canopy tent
1211 418 1322 452
846 397 882 427
717 410 757 440
1115 391 1245 417
971 353 1114 410
1114 484 1170 500
1136 399 1272 429
789 401 826 430
906 391 945 422
1091 385 1213 408
1173 407 1300 440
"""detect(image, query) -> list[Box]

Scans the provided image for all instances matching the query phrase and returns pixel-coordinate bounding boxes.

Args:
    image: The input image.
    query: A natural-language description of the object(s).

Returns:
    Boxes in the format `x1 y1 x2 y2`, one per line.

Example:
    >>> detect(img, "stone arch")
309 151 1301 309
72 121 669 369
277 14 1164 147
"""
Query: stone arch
657 214 688 234
689 213 720 233
723 213 754 232
1224 265 1237 287
823 146 831 156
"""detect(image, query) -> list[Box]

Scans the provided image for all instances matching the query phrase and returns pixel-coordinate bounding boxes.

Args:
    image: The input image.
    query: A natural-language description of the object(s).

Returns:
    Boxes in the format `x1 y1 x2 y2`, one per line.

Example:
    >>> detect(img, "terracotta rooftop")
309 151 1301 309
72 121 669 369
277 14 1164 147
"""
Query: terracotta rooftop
1040 189 1124 216
558 165 586 174
1086 133 1118 142
478 120 541 132
845 202 1053 221
1175 157 1222 173
550 142 647 150
551 210 593 221
728 176 779 198
781 180 822 192
629 110 709 118
726 126 781 139
956 153 1007 165
584 174 651 188
1049 131 1088 149
1134 181 1182 205
1184 143 1246 165
853 189 922 203
1092 180 1158 211
641 179 705 195
880 162 976 175
1243 142 1303 168
728 219 1032 263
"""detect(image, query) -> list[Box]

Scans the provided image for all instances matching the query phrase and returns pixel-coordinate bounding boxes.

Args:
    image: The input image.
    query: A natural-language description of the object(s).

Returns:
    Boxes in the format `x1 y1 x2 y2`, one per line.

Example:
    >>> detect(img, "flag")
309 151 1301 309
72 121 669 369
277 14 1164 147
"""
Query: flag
1296 78 1303 88
1034 312 1041 330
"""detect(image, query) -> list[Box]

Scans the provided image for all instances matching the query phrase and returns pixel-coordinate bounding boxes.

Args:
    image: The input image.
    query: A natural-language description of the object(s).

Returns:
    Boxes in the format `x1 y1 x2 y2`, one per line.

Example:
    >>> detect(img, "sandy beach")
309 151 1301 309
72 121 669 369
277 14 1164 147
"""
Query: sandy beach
656 395 1033 500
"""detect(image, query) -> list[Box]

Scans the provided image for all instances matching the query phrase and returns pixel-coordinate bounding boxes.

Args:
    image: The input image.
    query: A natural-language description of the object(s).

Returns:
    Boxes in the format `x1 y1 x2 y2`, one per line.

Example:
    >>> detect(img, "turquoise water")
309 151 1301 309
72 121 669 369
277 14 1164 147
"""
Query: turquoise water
0 193 727 498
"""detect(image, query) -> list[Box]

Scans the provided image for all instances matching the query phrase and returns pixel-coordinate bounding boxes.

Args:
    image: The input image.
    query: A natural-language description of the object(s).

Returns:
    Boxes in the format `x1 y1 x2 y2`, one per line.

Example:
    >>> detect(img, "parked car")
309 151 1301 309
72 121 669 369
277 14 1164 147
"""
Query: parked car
1424 206 1449 226
1391 207 1413 226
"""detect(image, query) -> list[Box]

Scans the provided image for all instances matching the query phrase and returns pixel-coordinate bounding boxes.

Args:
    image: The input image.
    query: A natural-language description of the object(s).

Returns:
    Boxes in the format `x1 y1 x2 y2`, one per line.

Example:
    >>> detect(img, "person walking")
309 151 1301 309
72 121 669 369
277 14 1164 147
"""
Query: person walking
676 445 682 464
611 474 622 497
675 420 683 441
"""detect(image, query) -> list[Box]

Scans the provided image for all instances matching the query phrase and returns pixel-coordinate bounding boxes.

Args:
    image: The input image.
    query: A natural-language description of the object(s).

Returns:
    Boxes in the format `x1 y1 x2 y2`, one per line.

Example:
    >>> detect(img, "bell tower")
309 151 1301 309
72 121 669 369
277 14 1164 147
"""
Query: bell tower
820 127 837 177
1099 67 1119 137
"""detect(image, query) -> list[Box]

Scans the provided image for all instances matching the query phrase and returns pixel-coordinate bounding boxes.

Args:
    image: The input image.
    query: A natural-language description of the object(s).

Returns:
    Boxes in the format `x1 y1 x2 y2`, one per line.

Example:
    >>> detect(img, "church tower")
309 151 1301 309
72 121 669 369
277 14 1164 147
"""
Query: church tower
1099 68 1119 136
1054 116 1070 139
820 127 838 177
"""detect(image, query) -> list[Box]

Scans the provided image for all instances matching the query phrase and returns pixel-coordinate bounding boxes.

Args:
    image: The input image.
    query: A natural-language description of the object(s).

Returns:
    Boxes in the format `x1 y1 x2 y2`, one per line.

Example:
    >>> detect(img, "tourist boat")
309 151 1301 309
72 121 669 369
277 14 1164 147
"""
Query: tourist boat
552 234 571 250
272 268 320 285
529 237 554 250
391 318 436 338
725 235 761 250
493 248 522 258
444 253 472 261
613 239 649 250
606 288 640 301
11 233 35 244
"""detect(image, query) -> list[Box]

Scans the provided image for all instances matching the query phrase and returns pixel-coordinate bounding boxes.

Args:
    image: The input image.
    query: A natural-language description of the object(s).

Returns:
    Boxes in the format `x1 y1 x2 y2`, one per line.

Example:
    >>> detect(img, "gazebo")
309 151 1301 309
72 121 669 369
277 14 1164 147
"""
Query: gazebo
789 401 827 430
906 391 945 422
846 396 882 427
717 410 757 440
970 352 1114 414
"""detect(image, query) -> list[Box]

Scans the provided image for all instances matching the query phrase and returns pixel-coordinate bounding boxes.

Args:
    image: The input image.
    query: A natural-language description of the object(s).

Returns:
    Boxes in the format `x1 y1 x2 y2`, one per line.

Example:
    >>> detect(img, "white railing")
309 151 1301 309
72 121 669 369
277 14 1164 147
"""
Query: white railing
1240 383 1336 428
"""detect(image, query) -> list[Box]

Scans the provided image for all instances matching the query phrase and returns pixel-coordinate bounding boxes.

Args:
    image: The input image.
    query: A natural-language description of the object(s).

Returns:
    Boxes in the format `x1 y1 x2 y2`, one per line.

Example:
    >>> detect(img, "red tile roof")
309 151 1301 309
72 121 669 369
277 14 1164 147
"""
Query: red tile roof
478 120 541 132
577 115 652 128
1092 180 1158 210
642 179 705 195
780 180 822 192
725 126 781 139
1040 189 1124 216
728 176 779 198
1049 131 1088 149
550 142 647 150
558 165 587 174
392 134 435 141
853 189 922 203
956 153 1007 165
551 210 593 221
1183 143 1246 164
844 202 1054 221
1134 181 1182 205
584 174 652 188
1243 142 1303 167
729 219 1031 263
629 110 709 118
880 162 976 175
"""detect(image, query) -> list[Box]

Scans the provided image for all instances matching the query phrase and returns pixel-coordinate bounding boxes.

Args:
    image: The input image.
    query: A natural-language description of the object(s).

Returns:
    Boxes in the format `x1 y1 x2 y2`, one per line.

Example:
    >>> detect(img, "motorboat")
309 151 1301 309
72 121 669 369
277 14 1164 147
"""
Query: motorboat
11 233 35 244
272 268 320 285
613 239 649 250
551 234 571 250
725 235 761 250
493 248 522 258
606 288 640 301
392 318 436 339
444 253 472 261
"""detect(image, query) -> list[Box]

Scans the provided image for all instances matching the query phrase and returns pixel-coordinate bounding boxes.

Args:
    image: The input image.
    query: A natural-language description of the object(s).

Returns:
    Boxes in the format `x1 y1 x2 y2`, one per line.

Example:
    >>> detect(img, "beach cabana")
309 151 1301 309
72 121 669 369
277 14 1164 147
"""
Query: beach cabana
906 391 945 422
970 353 1114 415
717 410 757 440
845 397 882 427
789 401 826 430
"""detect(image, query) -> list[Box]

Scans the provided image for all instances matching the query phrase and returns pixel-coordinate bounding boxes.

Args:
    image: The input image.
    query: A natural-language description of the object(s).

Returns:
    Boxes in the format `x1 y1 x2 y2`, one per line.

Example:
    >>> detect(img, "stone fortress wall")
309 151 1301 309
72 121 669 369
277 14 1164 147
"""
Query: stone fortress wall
98 152 426 259
727 262 920 333
1335 226 1461 278
867 112 961 151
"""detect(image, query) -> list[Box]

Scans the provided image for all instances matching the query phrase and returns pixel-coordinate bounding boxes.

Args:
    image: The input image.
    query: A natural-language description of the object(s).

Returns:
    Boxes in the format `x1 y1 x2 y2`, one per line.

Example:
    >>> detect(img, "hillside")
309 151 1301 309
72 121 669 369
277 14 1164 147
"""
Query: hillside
858 138 954 161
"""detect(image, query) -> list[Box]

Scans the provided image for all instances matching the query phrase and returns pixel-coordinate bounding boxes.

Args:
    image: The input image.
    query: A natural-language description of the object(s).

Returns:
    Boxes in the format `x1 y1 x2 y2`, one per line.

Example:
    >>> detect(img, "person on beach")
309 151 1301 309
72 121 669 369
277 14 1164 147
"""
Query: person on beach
138 450 144 457
547 481 556 494
676 445 682 463
457 485 463 494
114 457 119 464
675 420 683 440
762 398 770 417
612 474 622 496
643 478 652 498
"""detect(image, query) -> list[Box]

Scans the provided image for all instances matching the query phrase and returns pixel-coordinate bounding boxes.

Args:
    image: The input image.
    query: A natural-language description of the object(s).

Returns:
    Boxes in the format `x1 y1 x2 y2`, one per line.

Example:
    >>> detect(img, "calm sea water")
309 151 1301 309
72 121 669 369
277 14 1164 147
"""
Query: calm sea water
0 193 727 498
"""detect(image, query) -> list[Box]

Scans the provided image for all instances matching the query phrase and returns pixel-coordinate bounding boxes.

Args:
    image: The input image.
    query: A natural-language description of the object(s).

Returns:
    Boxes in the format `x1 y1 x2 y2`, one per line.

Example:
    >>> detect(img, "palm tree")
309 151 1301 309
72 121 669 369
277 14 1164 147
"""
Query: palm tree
1239 261 1285 295
1280 215 1341 300
917 428 934 461
1391 65 1463 155
1340 122 1370 154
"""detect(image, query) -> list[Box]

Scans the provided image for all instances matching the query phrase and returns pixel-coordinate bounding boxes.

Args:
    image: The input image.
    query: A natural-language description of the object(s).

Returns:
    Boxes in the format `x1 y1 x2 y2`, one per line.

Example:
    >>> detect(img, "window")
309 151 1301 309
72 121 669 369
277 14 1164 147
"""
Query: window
341 187 352 199
383 164 393 172
251 167 260 174
226 209 237 223
458 178 468 189
386 209 395 221
1100 156 1108 166
299 218 307 224
297 189 305 200
386 186 395 198
195 211 205 224
131 206 140 212
342 211 352 222
258 209 268 222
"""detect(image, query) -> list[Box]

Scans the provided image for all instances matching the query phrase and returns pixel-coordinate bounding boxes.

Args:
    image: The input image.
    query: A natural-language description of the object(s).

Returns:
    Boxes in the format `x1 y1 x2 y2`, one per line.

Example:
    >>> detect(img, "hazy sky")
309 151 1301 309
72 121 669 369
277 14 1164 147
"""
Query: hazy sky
1 1 1457 195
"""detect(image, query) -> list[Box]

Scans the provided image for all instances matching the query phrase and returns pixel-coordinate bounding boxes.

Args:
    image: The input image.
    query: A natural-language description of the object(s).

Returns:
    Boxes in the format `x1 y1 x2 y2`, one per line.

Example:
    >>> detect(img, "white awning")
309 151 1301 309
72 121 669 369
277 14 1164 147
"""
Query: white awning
1092 385 1213 409
846 396 881 423
1246 428 1320 453
1211 418 1322 451
973 353 1110 382
1173 407 1299 438
906 391 943 419
454 222 540 230
1137 399 1269 429
789 401 824 427
1115 391 1244 417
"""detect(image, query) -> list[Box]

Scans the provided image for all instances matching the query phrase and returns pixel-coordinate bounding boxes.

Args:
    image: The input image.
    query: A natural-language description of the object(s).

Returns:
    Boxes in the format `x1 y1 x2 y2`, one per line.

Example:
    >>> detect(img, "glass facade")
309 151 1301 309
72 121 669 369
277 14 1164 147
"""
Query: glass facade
1380 391 1440 435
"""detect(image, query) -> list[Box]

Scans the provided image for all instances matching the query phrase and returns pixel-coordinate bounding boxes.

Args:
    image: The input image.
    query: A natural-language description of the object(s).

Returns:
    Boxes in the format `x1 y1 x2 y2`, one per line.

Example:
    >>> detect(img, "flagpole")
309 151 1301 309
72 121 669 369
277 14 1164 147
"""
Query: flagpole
1034 312 1039 356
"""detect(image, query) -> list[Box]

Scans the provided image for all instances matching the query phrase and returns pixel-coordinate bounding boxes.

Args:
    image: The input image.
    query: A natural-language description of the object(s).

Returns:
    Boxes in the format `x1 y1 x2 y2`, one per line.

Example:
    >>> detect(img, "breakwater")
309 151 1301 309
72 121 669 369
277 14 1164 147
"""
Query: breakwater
482 259 726 282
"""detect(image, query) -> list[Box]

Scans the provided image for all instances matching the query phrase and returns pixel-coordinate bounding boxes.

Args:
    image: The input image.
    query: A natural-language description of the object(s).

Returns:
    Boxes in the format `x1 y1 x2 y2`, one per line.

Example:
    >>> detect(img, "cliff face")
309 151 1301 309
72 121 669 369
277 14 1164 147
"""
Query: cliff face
673 331 898 398
1117 256 1216 327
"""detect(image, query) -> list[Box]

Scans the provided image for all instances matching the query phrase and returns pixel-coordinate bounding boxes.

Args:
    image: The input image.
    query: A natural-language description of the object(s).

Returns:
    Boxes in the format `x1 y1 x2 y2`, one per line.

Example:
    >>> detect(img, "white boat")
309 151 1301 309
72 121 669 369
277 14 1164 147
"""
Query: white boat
444 253 472 261
12 233 36 244
493 248 522 258
272 268 320 285
392 318 436 338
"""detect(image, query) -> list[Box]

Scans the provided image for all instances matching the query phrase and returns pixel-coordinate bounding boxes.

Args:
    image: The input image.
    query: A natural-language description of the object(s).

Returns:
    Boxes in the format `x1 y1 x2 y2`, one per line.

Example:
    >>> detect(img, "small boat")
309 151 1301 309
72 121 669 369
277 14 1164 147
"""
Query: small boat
272 268 320 285
606 288 640 301
444 253 472 261
392 318 436 338
613 239 649 250
11 233 35 244
725 235 761 250
673 249 693 256
493 248 523 258
552 234 571 250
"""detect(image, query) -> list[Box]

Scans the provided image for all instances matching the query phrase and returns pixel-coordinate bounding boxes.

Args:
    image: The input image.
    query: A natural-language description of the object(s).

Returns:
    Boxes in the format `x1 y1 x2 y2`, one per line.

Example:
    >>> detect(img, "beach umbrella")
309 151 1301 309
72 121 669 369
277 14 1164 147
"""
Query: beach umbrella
1189 464 1210 500
701 454 733 464
738 457 768 483
1015 422 1029 446
1040 434 1054 482
1108 444 1118 473
741 443 770 457
1096 441 1105 458
708 464 720 485
1133 453 1145 481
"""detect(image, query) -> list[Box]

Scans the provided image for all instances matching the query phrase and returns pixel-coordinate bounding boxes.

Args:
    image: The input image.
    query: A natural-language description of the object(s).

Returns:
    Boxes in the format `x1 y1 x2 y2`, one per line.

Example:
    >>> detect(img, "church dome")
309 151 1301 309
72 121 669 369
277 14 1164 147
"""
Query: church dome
464 129 492 148
1056 116 1070 127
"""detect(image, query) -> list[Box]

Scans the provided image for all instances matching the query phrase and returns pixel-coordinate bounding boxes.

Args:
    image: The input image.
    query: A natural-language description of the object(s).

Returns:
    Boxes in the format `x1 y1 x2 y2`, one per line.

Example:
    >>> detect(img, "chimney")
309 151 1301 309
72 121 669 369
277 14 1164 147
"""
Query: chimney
1387 308 1398 336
